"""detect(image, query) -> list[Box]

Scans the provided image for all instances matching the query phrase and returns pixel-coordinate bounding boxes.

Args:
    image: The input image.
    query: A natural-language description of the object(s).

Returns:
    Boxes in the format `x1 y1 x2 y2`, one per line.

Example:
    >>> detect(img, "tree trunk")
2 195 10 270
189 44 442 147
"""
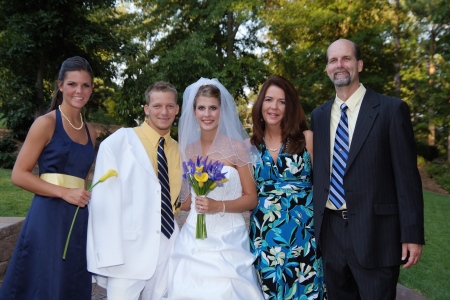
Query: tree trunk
35 52 45 119
448 133 450 165
427 30 436 146
393 0 401 98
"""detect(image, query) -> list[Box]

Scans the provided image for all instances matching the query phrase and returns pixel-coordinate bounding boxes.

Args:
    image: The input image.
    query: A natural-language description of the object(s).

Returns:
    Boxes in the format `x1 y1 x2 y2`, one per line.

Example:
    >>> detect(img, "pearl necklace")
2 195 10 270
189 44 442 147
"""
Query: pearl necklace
59 105 83 130
265 137 290 152
268 145 280 152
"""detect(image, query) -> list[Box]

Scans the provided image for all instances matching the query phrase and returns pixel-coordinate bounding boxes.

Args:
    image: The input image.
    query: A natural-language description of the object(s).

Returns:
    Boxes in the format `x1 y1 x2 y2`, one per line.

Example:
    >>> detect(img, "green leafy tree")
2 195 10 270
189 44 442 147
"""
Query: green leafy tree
261 0 398 114
115 0 270 126
404 0 450 160
0 0 122 139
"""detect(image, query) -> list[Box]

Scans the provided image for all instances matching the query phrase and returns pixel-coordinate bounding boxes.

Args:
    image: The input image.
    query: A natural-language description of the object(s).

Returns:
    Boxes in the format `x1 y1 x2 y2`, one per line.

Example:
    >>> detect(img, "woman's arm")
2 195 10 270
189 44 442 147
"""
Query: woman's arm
304 129 313 165
181 194 192 211
11 112 90 207
195 163 257 214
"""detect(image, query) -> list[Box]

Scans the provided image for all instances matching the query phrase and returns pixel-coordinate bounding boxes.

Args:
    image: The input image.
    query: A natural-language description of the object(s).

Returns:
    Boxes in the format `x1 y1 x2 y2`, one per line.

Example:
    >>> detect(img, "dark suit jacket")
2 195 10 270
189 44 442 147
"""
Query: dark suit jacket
311 88 425 269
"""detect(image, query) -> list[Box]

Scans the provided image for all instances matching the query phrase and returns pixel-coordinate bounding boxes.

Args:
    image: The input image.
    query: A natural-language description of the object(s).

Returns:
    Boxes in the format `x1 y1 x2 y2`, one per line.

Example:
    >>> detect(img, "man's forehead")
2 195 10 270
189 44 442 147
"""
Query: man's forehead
148 91 177 103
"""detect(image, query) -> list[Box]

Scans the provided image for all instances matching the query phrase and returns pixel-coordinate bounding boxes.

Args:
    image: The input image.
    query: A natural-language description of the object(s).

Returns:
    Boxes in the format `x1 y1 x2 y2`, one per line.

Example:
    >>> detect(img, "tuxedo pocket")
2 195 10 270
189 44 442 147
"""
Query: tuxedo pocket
363 135 387 144
374 203 399 215
122 230 137 240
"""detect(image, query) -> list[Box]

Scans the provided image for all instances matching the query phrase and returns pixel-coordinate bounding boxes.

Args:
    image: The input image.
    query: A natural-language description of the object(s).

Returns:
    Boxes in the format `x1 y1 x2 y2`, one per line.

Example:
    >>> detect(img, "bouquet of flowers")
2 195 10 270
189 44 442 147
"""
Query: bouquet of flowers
183 156 228 239
62 169 118 259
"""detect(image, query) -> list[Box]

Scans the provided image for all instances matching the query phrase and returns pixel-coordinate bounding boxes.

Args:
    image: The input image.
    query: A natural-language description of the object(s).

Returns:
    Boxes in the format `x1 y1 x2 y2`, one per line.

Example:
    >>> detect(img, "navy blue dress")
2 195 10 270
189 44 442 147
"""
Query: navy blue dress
0 109 95 300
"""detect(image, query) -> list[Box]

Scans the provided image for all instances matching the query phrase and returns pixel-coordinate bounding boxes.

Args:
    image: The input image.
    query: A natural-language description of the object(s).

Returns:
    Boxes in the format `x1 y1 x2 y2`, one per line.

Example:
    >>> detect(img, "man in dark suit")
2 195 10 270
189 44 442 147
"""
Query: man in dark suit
311 39 424 299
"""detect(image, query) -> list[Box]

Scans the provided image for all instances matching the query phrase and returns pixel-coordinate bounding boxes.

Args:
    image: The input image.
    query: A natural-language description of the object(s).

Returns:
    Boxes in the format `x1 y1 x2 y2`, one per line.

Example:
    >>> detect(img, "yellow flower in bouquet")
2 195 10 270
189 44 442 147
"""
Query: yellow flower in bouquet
183 156 228 239
62 169 118 259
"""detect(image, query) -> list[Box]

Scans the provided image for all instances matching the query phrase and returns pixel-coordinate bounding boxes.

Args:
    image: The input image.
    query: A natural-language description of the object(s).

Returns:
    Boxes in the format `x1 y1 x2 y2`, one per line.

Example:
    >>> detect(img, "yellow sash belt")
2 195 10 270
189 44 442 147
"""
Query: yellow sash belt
40 173 85 189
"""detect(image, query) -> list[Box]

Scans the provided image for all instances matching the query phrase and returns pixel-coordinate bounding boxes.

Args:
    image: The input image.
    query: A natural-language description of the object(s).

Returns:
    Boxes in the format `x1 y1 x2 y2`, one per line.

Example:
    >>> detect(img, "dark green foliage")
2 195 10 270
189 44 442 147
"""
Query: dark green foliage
116 0 270 127
0 137 18 169
0 0 121 140
0 137 18 153
435 173 450 192
425 162 449 179
416 142 440 161
0 153 16 169
0 0 449 164
424 162 450 193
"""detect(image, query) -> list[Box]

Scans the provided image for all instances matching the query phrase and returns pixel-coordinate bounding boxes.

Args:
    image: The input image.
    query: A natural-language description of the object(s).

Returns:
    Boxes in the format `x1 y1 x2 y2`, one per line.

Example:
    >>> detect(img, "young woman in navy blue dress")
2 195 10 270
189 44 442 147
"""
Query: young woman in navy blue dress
0 56 96 299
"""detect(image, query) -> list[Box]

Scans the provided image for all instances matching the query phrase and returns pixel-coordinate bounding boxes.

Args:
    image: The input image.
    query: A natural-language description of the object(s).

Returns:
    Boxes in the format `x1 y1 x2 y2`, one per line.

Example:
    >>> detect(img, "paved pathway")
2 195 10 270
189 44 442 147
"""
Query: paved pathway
92 282 427 299
90 211 427 299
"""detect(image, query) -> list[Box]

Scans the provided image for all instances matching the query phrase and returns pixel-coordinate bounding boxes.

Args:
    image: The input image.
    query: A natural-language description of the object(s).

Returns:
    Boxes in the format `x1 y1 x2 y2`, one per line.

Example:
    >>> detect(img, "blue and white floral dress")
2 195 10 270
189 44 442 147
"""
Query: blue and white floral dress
249 144 326 299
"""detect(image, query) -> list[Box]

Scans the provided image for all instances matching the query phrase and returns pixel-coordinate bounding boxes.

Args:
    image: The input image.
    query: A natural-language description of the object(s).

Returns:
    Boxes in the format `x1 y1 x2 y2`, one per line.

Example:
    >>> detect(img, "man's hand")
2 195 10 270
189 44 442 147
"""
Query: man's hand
402 243 422 268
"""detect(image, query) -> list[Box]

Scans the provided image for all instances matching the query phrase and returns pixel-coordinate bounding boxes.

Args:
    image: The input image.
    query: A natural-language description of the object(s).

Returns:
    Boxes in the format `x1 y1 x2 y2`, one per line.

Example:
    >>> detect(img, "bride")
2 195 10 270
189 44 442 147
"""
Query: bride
165 78 263 299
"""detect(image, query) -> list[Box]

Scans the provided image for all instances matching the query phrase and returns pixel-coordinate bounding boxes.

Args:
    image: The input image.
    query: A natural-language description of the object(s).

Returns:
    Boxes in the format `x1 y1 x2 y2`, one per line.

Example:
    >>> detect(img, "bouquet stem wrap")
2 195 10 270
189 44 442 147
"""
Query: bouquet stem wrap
195 202 207 239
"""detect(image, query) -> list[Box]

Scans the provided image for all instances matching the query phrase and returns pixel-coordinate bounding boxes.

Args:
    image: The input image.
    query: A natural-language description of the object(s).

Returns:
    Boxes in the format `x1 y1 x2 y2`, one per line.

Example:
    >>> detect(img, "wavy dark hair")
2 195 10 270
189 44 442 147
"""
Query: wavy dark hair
251 75 308 154
48 56 94 112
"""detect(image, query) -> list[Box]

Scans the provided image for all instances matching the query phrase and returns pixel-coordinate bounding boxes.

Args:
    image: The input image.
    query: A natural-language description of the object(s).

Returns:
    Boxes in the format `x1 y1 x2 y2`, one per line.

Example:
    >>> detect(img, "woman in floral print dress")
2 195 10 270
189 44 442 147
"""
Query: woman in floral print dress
249 75 326 299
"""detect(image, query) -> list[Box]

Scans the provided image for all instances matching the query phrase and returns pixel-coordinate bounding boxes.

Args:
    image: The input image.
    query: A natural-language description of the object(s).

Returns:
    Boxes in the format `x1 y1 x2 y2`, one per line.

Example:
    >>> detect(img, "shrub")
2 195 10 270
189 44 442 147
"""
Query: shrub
417 156 426 167
0 153 16 169
425 163 448 178
0 137 18 169
425 162 450 193
416 142 439 161
435 174 450 193
0 137 18 153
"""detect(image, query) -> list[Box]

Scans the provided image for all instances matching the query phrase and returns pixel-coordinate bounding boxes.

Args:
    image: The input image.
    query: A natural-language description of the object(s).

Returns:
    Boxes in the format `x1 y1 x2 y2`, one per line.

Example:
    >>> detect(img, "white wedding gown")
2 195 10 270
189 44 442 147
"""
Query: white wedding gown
165 166 264 300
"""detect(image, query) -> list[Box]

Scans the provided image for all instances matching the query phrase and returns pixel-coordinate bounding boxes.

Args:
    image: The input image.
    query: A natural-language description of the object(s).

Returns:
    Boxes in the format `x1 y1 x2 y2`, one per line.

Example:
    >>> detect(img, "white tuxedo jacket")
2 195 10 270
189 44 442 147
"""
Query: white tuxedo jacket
87 128 178 280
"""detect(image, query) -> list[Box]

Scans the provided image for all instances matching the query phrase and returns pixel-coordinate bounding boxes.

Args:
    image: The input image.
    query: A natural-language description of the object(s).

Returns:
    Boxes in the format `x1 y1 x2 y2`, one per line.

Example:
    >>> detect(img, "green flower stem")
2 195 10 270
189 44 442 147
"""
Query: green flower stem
61 169 118 260
62 182 97 260
195 213 207 239
62 206 79 259
89 181 100 191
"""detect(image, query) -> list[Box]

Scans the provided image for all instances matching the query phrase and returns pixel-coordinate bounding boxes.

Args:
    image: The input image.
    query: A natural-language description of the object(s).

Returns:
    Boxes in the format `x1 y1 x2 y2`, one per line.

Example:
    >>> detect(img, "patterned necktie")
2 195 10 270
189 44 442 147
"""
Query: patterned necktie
157 137 174 238
329 103 349 209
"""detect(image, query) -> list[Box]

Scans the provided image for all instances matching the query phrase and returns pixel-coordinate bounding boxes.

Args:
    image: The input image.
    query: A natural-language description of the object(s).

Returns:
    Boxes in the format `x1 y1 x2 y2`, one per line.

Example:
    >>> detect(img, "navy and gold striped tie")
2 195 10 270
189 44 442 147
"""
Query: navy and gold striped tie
158 137 174 238
329 103 349 208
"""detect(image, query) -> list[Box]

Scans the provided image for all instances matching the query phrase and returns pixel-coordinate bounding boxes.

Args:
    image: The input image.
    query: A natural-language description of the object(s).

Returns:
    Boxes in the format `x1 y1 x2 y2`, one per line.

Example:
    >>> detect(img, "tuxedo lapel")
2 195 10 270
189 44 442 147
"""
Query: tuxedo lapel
346 89 379 170
322 101 332 162
315 99 333 174
126 129 158 181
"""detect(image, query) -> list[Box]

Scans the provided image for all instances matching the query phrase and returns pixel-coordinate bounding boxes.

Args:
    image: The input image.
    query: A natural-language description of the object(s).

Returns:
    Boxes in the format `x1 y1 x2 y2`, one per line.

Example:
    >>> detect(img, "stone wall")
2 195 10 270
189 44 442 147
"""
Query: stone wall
0 217 24 285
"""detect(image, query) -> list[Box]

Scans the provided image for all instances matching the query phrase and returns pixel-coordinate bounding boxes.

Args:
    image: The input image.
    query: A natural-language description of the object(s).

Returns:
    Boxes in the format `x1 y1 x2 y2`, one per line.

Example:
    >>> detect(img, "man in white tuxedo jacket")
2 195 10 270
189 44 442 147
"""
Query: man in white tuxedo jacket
87 82 182 300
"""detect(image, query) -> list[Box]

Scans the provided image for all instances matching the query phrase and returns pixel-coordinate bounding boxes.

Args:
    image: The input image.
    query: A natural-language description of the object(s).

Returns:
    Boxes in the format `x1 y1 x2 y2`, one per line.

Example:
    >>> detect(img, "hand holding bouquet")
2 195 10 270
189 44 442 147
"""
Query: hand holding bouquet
183 156 228 239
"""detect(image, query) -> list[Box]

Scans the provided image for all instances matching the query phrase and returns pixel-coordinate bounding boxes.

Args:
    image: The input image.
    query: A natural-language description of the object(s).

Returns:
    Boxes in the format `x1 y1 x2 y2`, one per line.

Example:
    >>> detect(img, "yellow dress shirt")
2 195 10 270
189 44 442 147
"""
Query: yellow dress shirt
134 122 182 215
326 83 366 210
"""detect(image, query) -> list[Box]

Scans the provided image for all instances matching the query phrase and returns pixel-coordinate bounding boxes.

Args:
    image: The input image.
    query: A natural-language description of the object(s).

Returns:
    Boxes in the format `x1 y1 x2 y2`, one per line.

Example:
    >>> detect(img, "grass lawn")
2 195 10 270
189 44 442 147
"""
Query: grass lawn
0 168 449 299
398 190 450 300
0 168 33 216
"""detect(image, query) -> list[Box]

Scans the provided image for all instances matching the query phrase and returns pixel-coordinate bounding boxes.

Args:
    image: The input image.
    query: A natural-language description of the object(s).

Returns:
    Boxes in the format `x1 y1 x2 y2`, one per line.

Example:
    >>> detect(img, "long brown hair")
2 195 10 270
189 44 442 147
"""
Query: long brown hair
251 75 308 154
48 56 94 112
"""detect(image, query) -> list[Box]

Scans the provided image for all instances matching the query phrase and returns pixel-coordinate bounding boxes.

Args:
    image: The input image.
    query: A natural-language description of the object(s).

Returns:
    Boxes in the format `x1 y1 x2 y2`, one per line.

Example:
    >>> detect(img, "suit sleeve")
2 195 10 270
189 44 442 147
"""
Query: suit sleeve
389 101 425 244
89 133 125 268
